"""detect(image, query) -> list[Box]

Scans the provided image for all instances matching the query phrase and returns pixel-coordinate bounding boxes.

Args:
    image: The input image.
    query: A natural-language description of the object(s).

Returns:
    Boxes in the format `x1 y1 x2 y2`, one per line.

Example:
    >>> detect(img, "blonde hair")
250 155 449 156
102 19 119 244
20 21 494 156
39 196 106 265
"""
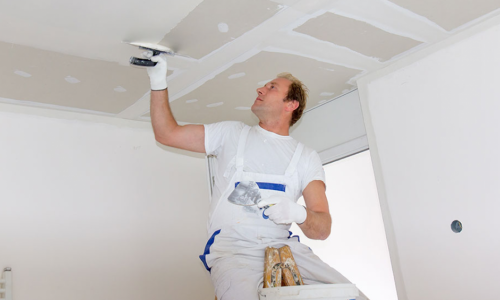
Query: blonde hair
277 72 308 126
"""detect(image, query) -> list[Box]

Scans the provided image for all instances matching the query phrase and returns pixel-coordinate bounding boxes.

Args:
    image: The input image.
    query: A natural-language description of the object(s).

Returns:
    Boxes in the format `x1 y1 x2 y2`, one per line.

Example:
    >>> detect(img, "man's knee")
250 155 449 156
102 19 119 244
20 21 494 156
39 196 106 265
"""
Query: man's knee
214 270 262 300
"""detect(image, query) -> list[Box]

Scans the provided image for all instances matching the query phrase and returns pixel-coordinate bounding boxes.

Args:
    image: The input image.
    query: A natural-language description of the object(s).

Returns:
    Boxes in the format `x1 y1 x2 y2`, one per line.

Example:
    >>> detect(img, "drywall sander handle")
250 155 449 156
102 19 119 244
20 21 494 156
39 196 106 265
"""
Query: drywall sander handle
127 43 180 67
129 56 157 67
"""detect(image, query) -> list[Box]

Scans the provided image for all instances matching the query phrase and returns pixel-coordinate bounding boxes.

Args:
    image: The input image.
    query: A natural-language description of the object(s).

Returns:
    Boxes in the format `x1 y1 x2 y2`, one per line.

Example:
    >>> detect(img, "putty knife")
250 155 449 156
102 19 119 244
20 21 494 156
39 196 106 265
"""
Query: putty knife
228 181 262 206
228 181 273 219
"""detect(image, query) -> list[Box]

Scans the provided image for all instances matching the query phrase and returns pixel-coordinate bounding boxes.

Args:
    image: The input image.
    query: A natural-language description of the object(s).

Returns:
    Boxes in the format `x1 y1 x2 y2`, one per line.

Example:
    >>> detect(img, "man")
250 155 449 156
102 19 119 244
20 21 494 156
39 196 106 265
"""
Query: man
146 53 368 300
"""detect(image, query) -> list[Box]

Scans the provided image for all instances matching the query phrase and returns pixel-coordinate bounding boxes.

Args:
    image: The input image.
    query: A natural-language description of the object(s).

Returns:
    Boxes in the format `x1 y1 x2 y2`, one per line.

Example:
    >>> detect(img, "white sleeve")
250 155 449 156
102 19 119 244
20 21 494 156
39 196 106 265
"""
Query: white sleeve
204 121 244 156
300 150 326 192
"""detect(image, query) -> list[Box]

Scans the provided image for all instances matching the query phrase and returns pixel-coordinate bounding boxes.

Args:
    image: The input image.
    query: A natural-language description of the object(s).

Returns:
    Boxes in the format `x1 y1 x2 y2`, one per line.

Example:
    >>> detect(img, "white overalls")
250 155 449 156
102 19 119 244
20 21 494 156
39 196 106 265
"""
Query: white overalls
199 126 367 300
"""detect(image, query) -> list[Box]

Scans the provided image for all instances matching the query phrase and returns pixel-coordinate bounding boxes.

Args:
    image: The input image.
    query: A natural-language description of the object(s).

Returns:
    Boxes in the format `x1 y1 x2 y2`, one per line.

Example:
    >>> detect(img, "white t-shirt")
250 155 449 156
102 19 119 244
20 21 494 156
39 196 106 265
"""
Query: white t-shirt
204 121 325 213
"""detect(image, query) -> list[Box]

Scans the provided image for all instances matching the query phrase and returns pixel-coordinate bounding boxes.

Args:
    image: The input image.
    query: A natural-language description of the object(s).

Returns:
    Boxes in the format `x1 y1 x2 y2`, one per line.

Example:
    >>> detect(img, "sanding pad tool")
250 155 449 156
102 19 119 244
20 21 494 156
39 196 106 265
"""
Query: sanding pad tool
128 42 177 67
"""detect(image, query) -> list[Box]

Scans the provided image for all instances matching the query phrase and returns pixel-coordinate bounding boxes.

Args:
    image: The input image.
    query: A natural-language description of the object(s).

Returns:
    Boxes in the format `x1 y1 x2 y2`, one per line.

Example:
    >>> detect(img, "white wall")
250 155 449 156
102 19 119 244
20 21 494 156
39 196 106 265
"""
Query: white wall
0 104 214 300
357 13 500 300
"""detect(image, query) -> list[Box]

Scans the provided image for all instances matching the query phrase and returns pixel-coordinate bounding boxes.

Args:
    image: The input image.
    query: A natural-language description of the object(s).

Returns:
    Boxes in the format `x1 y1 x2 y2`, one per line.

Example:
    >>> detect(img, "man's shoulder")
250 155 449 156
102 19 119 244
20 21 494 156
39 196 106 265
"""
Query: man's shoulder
290 138 317 156
204 121 248 149
301 143 318 155
296 142 321 164
205 121 247 131
222 121 247 130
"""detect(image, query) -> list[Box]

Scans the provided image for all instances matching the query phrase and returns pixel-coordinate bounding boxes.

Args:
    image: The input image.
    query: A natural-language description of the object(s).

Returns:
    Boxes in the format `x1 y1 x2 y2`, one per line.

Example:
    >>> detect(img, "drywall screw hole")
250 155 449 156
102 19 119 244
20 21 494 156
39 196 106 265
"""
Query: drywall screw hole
451 220 463 233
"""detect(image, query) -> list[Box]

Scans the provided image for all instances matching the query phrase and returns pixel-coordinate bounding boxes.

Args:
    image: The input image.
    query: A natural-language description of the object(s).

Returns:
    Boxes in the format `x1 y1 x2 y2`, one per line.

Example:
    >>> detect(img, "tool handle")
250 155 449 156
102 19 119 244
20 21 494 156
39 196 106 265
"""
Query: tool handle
261 204 275 219
129 57 157 67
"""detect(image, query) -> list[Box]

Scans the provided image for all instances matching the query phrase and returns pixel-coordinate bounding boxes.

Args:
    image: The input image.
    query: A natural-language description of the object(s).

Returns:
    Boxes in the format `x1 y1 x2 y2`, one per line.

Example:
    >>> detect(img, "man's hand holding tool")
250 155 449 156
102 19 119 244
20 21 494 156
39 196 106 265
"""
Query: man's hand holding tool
145 52 168 91
258 195 307 225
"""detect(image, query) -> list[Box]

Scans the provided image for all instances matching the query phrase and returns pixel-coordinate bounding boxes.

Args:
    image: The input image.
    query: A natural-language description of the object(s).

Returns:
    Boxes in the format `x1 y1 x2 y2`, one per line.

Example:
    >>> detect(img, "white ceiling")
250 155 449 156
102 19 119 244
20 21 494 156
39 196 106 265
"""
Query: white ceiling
1 0 499 124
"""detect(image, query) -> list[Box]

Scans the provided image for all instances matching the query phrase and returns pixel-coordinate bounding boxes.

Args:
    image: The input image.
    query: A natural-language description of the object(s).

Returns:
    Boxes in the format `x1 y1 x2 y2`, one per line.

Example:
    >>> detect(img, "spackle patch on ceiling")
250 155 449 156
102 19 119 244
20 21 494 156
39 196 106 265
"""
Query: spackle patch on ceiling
320 92 334 96
14 70 32 78
65 76 80 84
235 107 251 110
186 99 199 103
218 23 229 33
207 102 224 108
294 12 422 61
228 72 246 79
114 86 127 93
159 0 282 59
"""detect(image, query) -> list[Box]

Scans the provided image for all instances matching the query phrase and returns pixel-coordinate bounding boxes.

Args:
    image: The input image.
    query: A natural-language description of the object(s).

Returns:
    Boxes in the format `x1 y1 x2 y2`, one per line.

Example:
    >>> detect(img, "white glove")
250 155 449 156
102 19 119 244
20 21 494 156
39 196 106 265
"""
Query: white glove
144 51 168 91
257 195 307 225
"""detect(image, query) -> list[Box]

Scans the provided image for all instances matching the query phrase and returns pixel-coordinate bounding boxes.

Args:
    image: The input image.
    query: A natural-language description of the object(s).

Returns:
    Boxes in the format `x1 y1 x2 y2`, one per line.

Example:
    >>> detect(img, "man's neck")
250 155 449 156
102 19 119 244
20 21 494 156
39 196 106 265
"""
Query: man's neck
258 120 290 136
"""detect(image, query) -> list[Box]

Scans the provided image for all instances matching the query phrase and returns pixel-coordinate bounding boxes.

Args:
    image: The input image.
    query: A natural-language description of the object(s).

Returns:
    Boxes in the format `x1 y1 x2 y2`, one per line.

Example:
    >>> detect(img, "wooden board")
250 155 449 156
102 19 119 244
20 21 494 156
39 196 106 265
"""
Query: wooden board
263 247 282 288
279 245 304 286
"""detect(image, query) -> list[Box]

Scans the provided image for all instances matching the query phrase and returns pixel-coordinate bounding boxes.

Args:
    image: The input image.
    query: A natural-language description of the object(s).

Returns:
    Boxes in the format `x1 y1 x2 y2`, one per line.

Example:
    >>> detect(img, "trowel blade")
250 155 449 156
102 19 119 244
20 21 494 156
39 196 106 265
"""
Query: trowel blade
126 41 194 59
228 181 262 206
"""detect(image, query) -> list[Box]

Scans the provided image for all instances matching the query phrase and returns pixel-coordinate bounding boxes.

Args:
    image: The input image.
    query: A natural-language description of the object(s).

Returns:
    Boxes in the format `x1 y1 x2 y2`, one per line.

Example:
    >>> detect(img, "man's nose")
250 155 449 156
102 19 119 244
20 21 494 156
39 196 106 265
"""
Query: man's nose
256 87 264 95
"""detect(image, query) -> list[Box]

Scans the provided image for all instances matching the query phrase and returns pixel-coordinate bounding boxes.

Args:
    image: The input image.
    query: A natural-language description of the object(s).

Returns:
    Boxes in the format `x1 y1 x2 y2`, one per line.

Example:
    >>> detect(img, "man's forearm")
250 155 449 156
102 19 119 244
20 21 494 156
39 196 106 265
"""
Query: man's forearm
146 55 205 153
298 208 332 240
150 89 179 145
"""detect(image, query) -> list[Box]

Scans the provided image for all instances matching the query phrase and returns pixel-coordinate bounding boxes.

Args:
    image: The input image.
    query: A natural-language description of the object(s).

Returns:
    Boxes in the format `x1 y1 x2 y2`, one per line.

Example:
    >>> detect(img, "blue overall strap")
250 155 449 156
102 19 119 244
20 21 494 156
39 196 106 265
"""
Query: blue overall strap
288 230 301 243
235 182 286 192
199 229 221 272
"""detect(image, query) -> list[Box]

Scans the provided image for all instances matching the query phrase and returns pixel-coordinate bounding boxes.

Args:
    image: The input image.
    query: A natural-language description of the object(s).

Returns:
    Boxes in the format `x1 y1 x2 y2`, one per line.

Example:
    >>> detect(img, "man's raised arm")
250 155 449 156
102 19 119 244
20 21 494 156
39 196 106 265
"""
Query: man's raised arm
147 54 205 153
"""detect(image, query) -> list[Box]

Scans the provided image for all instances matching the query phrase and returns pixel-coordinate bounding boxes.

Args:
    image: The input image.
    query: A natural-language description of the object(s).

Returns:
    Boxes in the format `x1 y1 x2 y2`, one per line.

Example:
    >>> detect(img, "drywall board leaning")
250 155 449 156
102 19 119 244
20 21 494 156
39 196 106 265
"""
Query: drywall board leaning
356 13 500 300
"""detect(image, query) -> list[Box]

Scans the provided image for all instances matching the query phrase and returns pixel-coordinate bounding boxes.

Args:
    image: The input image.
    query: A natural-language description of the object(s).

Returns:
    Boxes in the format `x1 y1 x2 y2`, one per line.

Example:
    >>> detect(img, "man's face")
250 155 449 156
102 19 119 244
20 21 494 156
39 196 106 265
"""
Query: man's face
251 77 291 118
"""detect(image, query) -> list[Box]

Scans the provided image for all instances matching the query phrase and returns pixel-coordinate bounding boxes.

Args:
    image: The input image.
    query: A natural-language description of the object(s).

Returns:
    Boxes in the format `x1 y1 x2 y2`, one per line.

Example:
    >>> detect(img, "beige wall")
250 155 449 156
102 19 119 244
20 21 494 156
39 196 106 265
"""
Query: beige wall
0 105 213 300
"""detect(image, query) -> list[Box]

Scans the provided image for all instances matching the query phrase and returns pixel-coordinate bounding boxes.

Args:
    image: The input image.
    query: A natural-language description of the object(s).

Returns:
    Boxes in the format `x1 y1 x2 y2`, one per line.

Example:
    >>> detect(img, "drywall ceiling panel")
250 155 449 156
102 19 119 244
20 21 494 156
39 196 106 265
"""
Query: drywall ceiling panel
0 0 204 64
294 12 422 61
0 41 150 114
389 0 500 31
167 51 361 124
2 0 500 123
159 0 283 59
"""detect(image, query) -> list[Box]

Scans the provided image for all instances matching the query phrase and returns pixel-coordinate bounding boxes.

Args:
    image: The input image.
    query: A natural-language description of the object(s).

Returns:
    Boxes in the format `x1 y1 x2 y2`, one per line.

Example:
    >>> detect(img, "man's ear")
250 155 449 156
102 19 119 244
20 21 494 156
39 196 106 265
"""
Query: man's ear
285 100 299 112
